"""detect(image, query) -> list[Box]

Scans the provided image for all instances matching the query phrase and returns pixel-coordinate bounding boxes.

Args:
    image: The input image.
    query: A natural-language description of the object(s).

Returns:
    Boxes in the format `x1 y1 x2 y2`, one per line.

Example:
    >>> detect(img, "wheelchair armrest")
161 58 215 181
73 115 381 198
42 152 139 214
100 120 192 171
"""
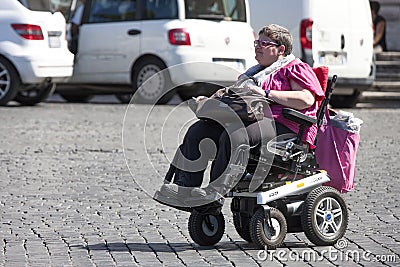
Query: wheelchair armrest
282 108 317 127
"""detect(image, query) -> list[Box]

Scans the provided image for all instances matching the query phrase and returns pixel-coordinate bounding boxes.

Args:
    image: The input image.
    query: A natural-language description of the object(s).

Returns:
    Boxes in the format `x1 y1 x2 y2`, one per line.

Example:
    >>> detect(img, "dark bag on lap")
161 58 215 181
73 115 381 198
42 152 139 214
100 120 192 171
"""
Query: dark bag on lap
189 80 270 123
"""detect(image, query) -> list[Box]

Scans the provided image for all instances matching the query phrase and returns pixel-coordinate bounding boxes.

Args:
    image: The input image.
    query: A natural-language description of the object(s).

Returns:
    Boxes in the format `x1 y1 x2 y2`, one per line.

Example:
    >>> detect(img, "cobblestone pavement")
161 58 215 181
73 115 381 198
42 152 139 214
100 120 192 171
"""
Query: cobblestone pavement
0 95 399 266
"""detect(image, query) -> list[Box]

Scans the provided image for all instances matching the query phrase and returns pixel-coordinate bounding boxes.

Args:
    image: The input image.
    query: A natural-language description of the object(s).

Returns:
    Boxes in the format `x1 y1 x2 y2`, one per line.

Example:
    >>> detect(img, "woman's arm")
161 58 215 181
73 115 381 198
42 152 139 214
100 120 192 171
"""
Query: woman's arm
269 79 315 110
269 89 315 110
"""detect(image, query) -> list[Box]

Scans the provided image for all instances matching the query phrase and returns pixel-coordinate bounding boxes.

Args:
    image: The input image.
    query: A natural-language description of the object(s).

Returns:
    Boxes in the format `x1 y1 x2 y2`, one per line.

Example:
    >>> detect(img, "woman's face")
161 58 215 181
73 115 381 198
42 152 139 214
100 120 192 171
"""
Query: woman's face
254 34 283 66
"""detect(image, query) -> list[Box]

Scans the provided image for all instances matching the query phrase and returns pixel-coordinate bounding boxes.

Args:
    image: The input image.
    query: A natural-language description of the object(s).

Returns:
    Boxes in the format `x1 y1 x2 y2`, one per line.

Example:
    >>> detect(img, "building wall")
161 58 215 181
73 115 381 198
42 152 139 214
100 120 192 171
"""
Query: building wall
378 0 400 51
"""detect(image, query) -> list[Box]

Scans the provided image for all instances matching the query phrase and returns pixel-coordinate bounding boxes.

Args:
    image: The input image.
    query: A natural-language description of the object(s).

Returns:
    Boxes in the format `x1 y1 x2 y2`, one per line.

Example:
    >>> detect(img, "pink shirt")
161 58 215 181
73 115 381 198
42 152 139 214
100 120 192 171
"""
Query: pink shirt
261 59 325 145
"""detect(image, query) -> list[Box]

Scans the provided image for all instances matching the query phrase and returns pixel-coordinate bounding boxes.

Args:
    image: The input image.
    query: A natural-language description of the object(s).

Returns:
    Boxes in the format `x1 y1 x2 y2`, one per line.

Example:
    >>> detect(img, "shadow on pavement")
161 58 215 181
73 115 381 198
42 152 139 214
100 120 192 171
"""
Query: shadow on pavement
73 242 243 252
74 241 310 252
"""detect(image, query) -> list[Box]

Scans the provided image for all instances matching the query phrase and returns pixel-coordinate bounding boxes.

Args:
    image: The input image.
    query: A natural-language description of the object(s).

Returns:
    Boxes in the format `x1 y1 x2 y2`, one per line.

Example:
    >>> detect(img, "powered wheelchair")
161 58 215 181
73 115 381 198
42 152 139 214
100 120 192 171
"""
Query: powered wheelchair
154 71 348 249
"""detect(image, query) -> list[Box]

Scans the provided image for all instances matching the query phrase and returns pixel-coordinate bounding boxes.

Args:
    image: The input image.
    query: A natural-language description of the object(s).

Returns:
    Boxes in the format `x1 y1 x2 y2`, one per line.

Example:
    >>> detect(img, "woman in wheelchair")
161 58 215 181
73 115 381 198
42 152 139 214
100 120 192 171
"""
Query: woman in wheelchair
156 24 325 207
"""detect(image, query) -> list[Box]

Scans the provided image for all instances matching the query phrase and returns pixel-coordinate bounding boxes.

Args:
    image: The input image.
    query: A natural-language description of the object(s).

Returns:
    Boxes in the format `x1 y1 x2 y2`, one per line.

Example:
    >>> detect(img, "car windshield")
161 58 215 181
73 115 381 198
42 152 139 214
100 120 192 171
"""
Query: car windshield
185 0 246 21
18 0 74 20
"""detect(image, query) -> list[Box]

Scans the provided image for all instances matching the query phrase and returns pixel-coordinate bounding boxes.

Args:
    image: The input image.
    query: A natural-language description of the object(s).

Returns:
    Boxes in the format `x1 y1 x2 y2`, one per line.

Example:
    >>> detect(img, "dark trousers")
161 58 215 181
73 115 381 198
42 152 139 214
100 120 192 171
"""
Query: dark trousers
165 118 293 187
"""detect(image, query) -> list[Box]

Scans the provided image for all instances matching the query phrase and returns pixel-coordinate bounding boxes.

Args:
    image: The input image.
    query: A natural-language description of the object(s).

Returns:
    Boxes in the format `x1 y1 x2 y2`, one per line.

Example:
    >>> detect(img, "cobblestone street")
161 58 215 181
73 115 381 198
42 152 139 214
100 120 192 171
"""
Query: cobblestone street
0 95 399 266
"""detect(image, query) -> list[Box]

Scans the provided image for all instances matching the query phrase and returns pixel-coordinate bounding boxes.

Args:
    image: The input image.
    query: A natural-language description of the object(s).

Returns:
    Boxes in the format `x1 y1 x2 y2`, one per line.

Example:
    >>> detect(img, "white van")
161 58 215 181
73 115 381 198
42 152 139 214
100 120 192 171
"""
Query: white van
248 0 375 108
59 0 257 104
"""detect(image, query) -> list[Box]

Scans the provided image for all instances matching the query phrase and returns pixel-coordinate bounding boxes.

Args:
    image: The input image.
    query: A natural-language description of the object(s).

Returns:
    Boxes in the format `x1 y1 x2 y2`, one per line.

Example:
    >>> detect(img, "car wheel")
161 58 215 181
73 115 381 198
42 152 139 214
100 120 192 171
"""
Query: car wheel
115 93 132 104
0 58 20 106
60 93 94 103
14 83 55 106
330 90 361 108
131 58 175 104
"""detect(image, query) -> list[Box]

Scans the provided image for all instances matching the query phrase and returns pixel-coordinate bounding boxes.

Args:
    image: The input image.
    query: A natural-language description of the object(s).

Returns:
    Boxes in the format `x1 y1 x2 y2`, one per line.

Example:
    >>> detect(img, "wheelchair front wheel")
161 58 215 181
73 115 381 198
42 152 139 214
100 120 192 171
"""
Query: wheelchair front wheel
250 207 287 249
301 186 348 246
188 210 225 246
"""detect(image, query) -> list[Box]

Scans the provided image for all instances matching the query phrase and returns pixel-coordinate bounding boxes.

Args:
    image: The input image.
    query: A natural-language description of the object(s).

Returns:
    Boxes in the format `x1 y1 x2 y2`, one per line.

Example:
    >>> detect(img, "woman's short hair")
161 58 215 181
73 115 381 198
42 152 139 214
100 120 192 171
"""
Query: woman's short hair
258 24 293 56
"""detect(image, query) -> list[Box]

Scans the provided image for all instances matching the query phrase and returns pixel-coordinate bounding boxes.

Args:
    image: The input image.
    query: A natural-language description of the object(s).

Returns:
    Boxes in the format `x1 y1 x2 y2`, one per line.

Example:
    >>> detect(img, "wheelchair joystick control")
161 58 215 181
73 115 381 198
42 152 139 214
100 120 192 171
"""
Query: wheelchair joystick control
282 151 291 161
285 142 294 150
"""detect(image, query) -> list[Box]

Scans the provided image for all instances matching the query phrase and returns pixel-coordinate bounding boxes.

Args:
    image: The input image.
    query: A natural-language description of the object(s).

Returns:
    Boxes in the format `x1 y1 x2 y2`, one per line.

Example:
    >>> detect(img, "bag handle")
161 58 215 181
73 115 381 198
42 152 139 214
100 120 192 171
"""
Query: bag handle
227 76 258 95
316 75 337 128
233 76 257 87
314 75 337 146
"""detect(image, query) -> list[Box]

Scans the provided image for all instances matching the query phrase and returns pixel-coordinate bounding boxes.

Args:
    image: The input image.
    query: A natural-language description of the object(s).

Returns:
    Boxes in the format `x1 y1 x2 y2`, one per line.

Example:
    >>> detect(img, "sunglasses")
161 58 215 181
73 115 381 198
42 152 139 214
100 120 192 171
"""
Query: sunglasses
254 40 279 48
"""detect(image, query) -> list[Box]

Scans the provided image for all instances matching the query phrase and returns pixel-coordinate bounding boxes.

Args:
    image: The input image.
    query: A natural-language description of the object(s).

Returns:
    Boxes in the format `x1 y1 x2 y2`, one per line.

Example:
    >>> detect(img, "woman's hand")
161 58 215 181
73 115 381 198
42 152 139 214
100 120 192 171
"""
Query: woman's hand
194 95 207 102
244 84 266 97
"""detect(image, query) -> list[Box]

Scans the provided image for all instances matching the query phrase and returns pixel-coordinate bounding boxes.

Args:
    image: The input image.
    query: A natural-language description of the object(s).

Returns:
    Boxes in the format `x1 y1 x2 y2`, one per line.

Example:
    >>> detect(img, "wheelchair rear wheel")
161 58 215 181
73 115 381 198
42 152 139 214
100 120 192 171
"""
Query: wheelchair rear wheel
250 207 287 249
188 210 225 246
301 186 348 246
232 212 252 243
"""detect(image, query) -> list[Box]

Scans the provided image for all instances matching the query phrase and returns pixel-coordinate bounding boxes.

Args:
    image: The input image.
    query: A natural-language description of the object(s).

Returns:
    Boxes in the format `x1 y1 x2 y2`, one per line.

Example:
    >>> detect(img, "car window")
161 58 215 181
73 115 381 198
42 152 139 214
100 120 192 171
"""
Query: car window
142 0 178 20
17 0 73 20
185 0 246 22
88 0 137 23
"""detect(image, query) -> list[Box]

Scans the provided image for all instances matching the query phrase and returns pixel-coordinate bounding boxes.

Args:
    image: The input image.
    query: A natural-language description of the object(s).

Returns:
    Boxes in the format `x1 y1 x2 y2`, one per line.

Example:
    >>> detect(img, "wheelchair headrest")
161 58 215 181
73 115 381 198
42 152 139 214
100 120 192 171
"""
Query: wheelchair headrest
312 66 329 93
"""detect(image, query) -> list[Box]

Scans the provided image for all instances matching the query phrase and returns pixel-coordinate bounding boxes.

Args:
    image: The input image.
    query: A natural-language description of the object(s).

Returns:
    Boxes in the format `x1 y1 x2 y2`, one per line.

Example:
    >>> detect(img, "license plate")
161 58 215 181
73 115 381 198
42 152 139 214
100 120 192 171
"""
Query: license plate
213 58 245 71
318 53 346 65
48 36 61 48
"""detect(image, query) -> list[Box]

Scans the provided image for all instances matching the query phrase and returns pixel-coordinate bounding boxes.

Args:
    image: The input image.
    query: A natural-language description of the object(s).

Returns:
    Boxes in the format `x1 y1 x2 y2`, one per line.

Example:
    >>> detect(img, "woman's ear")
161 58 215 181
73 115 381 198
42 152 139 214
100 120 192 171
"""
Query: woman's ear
279 45 286 55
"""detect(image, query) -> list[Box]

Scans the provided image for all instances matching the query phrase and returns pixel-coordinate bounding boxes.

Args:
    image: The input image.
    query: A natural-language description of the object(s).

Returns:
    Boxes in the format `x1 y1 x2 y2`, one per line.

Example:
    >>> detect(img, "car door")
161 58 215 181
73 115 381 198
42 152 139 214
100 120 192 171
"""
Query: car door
73 0 141 84
311 0 373 78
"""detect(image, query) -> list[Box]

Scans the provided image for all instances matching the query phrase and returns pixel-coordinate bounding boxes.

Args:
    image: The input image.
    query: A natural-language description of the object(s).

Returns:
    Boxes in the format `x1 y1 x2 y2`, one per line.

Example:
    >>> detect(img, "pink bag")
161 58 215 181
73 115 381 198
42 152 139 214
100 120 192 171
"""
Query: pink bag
315 111 361 193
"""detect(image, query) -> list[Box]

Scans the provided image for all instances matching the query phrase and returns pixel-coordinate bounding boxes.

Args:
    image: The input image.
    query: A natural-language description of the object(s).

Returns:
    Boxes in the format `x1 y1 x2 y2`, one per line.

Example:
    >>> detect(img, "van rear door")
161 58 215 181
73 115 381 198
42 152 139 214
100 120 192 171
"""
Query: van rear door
311 0 373 78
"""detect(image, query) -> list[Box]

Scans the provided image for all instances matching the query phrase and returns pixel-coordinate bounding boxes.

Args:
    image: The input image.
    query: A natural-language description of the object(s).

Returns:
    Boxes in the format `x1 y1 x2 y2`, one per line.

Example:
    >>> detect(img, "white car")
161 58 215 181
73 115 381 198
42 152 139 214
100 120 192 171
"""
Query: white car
59 0 257 104
0 0 74 106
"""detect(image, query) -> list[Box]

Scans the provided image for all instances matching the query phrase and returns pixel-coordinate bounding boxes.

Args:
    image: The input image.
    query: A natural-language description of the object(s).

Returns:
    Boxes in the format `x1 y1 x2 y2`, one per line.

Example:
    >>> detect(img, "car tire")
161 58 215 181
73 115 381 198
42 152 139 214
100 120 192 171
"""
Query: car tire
329 90 361 108
115 93 132 104
130 58 175 104
14 83 55 106
0 58 20 106
60 93 94 103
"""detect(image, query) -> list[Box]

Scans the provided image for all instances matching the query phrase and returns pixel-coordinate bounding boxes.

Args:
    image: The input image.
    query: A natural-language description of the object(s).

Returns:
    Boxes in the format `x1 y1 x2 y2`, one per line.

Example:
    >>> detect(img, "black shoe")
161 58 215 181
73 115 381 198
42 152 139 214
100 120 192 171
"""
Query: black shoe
190 187 207 197
184 186 224 207
159 184 179 198
153 189 191 212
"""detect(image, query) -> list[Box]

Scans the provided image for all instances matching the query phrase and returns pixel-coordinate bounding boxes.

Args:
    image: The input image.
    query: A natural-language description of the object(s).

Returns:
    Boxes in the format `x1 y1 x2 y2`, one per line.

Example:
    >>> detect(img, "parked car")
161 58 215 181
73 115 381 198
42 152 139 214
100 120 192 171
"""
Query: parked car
0 0 74 106
248 0 375 108
58 0 257 104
